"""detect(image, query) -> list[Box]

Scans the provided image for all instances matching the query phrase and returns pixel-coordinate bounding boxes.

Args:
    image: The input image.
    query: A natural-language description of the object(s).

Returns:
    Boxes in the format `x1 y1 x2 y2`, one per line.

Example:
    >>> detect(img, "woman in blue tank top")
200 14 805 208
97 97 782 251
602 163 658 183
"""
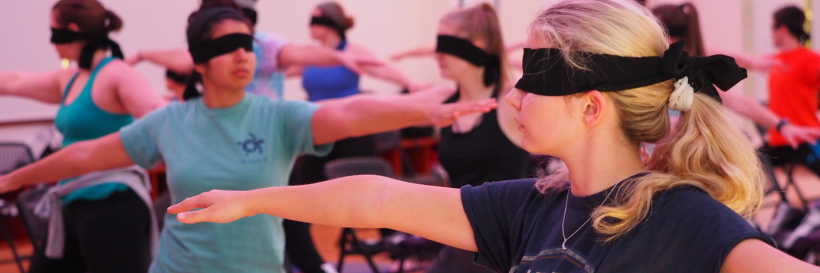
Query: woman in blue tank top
0 0 166 272
287 4 427 272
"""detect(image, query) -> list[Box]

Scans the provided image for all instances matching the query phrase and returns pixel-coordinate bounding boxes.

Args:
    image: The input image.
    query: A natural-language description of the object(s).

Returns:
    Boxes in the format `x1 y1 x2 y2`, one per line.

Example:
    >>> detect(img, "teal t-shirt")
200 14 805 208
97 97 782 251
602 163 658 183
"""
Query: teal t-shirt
119 94 332 273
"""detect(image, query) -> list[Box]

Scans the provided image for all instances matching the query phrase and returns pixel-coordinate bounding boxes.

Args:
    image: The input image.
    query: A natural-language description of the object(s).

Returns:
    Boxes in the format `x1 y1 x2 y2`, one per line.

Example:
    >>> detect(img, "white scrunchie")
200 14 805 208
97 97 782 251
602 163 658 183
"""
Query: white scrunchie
669 76 694 111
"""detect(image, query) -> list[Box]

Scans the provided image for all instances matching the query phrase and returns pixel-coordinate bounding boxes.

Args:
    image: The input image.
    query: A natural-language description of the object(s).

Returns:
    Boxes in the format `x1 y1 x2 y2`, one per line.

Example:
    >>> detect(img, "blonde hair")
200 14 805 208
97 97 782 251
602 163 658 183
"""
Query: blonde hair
532 0 765 241
441 3 510 85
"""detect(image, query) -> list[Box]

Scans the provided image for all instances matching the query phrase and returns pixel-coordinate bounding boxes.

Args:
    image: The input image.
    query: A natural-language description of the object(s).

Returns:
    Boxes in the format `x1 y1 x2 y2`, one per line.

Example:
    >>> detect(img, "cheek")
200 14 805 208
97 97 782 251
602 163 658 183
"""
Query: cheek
519 96 573 152
206 57 232 82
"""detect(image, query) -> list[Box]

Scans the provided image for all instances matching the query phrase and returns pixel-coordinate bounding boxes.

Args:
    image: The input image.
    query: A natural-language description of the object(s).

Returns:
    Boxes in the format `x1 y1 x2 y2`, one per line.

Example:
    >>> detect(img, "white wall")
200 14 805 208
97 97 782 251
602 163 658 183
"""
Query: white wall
0 0 806 122
0 0 544 122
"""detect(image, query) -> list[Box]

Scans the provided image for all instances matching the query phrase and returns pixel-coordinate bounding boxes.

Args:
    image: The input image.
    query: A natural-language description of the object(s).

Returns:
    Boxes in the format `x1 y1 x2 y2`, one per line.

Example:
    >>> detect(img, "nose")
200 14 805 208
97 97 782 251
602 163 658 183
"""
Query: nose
506 87 524 110
234 47 250 62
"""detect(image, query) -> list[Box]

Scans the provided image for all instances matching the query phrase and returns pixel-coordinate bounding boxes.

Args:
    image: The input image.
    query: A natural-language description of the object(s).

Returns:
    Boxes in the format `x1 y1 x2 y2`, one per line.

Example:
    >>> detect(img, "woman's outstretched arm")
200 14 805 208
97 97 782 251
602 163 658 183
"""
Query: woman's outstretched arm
168 175 479 252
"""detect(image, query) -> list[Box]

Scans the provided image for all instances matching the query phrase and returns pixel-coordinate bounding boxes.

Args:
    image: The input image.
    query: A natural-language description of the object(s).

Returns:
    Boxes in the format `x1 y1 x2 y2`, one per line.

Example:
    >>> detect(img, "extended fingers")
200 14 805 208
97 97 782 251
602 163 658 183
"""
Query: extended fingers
167 193 212 214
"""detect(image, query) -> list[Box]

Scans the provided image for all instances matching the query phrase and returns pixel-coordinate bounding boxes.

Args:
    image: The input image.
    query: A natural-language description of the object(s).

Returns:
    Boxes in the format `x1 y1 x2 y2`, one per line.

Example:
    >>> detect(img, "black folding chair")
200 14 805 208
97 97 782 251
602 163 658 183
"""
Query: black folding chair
325 157 394 273
0 143 36 273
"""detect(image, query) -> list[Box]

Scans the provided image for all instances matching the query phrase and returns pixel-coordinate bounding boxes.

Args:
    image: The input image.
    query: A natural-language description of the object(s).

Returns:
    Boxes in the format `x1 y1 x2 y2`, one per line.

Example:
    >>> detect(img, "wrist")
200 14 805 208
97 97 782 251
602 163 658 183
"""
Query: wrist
240 191 259 218
776 119 790 132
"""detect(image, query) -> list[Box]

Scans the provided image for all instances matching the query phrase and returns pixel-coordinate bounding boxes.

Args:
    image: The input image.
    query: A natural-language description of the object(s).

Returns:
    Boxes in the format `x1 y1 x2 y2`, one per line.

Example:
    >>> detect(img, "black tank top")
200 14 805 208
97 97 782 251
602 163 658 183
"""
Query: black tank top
438 86 530 188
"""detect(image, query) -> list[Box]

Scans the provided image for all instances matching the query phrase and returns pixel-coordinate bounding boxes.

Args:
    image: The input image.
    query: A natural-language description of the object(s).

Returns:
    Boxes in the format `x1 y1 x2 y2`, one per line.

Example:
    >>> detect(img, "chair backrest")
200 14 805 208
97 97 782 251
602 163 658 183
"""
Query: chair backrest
325 157 396 179
0 143 34 175
373 131 401 155
16 184 51 250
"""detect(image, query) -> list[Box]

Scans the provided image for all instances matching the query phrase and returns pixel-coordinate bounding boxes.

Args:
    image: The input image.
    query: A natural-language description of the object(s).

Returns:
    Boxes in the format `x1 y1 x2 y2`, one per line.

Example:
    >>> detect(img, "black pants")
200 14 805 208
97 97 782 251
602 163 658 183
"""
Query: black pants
29 189 152 273
760 143 820 176
285 135 377 273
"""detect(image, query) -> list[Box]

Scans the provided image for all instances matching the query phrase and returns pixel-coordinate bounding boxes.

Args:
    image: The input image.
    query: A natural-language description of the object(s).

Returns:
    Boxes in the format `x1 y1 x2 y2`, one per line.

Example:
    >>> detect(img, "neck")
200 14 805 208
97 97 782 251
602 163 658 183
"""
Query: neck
455 67 493 101
201 83 246 108
79 50 109 72
561 133 645 196
779 37 802 52
320 33 343 49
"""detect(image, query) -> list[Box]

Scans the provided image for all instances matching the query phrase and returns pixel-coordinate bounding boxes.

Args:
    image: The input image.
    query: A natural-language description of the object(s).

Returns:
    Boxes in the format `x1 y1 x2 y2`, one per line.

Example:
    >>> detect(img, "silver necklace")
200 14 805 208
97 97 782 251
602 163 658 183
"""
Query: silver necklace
560 172 642 250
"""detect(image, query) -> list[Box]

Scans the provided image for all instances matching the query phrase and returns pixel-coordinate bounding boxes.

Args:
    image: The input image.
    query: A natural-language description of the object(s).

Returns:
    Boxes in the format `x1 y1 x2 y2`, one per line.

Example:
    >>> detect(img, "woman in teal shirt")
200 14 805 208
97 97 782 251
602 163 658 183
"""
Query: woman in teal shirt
0 5 494 273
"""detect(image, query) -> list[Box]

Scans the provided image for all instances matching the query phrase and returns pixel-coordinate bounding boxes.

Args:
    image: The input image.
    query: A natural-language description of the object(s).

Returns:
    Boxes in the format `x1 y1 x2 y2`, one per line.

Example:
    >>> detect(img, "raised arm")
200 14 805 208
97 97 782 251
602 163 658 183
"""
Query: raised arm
126 48 194 73
389 46 435 62
167 175 479 252
722 239 820 272
0 70 67 104
708 46 780 72
310 94 496 145
348 44 421 91
0 132 135 193
278 44 380 75
720 90 820 147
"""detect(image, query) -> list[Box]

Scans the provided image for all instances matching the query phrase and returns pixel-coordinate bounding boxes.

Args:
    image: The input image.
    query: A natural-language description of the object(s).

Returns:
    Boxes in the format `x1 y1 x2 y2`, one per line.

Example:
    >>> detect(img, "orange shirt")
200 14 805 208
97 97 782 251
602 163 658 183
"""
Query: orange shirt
768 47 820 147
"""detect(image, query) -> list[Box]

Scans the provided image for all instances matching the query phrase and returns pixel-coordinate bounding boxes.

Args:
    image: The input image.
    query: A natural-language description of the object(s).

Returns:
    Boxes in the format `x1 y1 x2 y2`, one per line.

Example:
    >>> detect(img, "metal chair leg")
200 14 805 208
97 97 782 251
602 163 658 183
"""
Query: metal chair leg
0 220 26 273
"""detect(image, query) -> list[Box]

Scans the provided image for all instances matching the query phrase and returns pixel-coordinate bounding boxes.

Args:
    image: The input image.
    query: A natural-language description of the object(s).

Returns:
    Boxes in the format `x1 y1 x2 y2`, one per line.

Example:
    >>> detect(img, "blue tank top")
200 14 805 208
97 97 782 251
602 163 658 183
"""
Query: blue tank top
302 40 360 102
55 57 133 203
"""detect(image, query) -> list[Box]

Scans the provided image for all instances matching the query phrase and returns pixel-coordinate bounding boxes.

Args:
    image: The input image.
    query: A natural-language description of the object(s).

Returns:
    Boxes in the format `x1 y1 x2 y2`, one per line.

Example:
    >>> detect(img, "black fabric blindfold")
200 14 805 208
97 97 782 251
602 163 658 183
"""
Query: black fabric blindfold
50 28 88 44
435 35 501 87
310 16 346 38
435 35 490 67
514 41 747 103
189 33 254 63
50 28 124 69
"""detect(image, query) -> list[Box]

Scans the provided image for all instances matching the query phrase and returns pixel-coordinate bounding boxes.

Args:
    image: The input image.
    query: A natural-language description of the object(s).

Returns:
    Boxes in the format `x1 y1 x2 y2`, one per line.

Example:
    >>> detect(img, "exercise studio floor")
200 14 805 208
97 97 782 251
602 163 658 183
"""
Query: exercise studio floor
1 166 818 273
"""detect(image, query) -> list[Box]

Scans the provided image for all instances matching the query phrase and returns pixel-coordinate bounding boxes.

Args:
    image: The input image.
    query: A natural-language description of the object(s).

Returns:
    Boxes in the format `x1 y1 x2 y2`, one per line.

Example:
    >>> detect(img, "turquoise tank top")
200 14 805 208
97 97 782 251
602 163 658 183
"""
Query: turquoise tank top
55 57 133 203
302 40 360 102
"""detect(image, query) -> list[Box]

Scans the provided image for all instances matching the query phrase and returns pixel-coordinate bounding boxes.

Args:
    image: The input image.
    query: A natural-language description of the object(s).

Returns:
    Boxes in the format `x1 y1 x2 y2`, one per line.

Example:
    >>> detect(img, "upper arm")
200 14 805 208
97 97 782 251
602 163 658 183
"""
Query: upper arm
80 132 137 170
311 103 351 145
139 48 194 73
722 239 820 273
0 70 66 103
374 179 477 251
277 44 319 69
113 63 168 118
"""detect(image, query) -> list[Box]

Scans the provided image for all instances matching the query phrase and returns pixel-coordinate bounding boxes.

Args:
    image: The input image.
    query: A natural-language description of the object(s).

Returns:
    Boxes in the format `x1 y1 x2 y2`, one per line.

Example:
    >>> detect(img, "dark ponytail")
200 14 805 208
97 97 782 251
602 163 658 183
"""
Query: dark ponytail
182 72 203 100
680 3 705 57
652 3 705 56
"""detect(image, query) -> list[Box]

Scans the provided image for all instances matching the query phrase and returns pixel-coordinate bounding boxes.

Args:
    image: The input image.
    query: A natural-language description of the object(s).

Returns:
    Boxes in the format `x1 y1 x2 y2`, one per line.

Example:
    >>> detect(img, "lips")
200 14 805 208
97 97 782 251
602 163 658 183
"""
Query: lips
232 68 250 77
514 116 525 131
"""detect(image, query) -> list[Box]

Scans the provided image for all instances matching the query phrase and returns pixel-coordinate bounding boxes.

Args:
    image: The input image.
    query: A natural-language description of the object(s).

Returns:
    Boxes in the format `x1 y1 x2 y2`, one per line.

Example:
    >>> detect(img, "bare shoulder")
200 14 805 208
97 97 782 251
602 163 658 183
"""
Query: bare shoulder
98 59 145 81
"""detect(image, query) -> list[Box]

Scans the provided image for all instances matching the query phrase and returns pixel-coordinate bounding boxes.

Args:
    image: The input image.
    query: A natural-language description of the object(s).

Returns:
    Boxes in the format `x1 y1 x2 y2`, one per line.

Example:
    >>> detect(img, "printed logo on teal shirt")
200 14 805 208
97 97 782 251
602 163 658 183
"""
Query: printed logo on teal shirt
238 133 267 164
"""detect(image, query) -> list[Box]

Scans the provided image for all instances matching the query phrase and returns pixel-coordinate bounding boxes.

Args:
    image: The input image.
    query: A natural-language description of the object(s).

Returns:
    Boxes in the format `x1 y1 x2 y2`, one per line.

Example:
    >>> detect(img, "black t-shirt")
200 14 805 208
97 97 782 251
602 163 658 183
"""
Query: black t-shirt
461 178 774 273
439 87 530 188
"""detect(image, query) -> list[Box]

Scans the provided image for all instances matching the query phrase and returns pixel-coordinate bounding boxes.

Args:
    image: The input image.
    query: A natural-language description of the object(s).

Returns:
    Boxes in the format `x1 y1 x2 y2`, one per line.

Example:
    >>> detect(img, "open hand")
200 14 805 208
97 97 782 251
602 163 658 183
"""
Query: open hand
780 124 820 149
167 189 256 224
429 99 498 127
